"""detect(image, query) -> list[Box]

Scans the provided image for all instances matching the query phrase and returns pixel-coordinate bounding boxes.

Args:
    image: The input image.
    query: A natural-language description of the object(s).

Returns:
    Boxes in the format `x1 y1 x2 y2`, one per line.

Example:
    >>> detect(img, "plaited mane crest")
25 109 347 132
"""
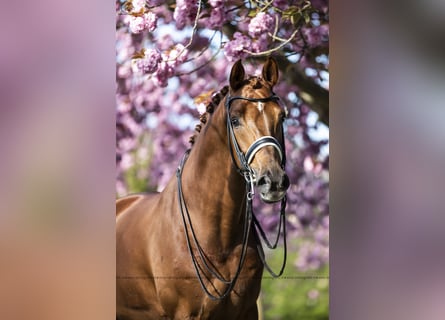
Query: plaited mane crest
189 85 229 146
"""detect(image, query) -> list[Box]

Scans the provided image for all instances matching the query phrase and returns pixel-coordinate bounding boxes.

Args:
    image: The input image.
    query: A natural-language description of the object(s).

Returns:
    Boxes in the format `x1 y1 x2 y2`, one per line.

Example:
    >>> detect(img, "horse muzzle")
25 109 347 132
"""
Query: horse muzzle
256 170 290 203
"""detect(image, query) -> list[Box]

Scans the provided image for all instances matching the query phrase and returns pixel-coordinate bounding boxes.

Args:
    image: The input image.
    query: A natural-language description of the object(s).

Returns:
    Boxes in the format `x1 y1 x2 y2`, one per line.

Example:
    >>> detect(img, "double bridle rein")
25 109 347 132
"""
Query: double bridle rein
176 93 288 300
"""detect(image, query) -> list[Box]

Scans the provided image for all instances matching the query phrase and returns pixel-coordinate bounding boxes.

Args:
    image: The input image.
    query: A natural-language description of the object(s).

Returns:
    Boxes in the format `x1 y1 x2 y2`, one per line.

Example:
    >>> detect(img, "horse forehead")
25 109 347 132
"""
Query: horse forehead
241 80 271 98
238 78 280 116
245 101 279 124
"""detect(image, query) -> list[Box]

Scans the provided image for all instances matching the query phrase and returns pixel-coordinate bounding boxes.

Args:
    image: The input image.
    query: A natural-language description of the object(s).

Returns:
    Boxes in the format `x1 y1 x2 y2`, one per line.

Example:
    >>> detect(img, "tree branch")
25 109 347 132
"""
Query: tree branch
221 23 329 126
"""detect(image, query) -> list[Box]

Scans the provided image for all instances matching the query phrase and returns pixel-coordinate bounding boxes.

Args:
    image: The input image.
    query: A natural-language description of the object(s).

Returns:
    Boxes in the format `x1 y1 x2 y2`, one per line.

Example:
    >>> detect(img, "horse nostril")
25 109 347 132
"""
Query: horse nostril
257 175 271 187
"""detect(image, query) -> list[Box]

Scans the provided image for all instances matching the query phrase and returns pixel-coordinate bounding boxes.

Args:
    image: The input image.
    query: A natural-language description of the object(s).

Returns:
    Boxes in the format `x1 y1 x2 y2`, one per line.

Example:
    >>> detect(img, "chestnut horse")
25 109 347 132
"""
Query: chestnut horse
116 57 289 319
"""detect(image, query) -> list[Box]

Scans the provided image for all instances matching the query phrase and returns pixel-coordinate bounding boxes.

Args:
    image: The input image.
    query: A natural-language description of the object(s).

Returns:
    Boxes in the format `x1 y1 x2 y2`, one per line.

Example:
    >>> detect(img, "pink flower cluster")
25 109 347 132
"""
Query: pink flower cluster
132 0 146 12
173 0 198 30
224 32 251 61
154 44 188 87
206 0 227 29
294 228 329 272
224 31 270 61
132 44 188 87
128 11 158 34
132 49 162 74
302 24 329 48
166 44 188 65
223 12 276 60
248 12 274 38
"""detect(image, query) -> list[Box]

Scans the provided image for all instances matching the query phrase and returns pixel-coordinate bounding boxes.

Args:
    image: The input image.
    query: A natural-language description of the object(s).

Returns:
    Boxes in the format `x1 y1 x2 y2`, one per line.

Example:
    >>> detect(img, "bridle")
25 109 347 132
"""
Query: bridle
225 93 288 277
224 94 286 183
176 93 288 300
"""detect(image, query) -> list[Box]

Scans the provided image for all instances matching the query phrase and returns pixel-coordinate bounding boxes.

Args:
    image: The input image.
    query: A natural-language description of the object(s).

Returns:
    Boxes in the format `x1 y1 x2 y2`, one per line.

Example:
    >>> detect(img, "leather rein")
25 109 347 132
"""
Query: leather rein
176 94 288 300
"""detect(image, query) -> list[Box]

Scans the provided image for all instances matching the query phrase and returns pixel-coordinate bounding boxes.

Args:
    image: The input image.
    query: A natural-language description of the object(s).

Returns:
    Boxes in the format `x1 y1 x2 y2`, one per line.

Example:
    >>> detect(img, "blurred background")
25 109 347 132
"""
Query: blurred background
116 0 329 318
331 0 445 319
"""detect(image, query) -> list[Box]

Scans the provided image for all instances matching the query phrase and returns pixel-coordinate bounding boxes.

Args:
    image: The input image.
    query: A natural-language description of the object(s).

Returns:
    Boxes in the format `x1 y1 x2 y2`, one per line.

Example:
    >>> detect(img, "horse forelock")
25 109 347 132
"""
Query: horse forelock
243 76 274 94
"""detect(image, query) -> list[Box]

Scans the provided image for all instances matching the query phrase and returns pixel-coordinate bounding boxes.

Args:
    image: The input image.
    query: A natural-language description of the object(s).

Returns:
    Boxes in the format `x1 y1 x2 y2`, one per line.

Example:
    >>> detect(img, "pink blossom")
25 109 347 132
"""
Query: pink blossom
154 61 174 87
167 44 188 65
128 16 147 33
144 12 158 32
120 153 134 171
144 48 162 71
207 7 226 29
117 99 132 113
121 113 142 136
205 1 226 29
117 63 132 78
132 0 146 12
224 32 251 61
132 49 161 74
128 12 157 34
173 0 198 30
248 12 274 38
189 77 208 97
156 34 175 51
302 24 329 48
251 34 268 53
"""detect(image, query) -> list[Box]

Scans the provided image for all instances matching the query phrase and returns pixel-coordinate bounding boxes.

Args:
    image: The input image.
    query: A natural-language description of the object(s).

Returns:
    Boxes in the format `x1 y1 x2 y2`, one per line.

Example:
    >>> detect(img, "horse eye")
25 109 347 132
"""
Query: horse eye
231 117 241 127
280 112 287 123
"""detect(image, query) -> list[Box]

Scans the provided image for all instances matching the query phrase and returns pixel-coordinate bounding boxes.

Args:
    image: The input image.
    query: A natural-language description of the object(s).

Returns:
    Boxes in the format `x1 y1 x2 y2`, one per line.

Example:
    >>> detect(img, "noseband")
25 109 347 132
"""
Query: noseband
176 93 288 300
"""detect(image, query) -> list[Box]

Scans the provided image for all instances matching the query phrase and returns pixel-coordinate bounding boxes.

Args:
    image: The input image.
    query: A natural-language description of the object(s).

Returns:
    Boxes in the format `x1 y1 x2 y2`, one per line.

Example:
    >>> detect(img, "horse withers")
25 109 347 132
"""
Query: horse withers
116 57 289 319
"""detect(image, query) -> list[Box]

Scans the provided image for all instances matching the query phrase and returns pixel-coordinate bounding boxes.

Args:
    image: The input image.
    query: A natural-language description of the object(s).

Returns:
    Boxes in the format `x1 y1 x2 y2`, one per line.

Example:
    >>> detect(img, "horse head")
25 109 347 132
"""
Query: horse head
227 57 290 203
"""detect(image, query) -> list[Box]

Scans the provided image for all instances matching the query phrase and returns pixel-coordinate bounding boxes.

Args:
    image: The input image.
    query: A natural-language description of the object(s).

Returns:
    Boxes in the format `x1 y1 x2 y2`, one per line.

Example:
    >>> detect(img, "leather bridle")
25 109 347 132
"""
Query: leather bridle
225 95 286 173
176 93 288 300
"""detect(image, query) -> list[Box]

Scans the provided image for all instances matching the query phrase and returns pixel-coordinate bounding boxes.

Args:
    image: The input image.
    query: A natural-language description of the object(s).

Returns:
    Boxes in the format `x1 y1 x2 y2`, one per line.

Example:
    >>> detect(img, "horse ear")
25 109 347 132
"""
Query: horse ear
262 57 279 87
229 60 245 91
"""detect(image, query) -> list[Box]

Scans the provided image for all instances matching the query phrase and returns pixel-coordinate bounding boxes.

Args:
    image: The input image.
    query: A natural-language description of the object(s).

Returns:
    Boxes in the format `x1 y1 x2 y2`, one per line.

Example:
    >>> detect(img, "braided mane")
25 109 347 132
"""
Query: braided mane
189 85 229 146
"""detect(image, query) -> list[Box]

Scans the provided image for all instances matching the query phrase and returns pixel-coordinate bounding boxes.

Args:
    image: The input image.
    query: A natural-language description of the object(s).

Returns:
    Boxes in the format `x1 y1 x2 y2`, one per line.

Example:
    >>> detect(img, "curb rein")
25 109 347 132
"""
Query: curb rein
176 94 288 300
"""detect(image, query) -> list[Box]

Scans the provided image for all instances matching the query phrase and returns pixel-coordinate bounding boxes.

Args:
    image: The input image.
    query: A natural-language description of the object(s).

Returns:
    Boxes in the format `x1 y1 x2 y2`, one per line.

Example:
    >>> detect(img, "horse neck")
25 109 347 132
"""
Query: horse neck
180 99 247 250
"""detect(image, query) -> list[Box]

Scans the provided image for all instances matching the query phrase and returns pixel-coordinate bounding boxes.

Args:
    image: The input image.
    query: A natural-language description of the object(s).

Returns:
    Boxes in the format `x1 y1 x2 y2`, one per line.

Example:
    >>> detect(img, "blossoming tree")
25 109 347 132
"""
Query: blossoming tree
116 0 329 288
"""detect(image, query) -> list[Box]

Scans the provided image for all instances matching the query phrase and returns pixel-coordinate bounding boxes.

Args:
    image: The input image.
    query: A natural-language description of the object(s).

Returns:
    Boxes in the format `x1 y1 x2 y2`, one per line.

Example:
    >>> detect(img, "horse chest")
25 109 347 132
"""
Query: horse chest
153 246 261 319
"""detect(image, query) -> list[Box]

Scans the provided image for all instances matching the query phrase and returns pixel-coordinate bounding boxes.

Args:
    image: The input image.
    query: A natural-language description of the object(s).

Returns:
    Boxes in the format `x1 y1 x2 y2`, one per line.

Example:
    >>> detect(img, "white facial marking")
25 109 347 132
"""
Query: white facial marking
257 101 264 113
